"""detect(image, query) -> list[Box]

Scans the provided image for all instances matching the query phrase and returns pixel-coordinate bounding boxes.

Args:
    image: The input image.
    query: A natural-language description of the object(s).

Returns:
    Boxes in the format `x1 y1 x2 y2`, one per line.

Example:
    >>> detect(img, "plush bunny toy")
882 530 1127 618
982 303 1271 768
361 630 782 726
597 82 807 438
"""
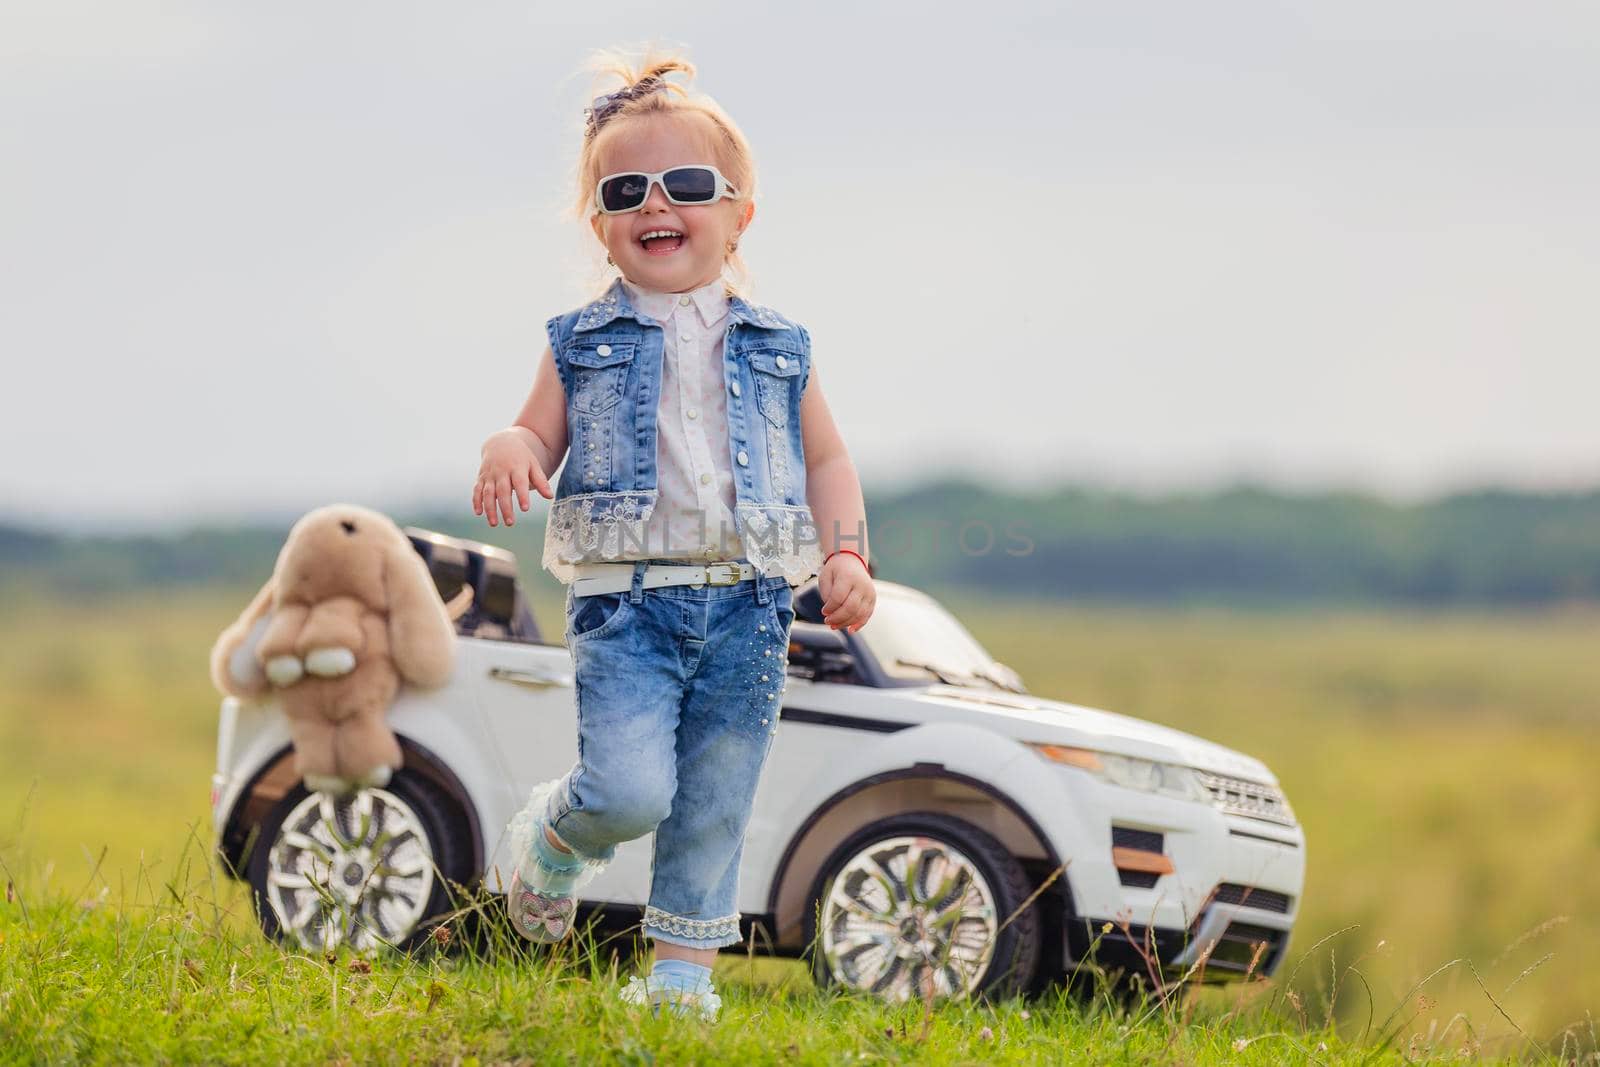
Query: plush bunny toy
209 504 472 795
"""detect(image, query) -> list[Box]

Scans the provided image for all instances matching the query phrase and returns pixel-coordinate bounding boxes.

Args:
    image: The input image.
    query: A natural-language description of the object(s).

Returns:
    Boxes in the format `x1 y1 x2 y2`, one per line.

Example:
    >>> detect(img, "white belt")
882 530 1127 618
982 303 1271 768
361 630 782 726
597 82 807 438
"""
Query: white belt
568 559 789 597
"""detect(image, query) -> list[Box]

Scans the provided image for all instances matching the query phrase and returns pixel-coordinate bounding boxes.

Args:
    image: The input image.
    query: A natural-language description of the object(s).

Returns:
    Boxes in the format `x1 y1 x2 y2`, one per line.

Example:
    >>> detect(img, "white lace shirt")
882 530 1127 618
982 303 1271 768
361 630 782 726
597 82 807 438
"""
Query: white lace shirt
611 276 745 563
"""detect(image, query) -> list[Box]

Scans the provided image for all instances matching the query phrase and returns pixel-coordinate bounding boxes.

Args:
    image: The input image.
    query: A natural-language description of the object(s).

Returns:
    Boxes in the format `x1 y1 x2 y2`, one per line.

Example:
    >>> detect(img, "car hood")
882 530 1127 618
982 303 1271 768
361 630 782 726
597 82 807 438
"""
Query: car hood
902 684 1277 783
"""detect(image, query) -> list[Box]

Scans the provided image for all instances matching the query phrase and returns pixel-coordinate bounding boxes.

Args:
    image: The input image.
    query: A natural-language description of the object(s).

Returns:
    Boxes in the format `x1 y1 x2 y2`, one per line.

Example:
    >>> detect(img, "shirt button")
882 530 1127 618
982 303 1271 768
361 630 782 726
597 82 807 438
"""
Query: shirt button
775 355 788 369
737 450 749 466
679 295 691 307
687 407 698 420
596 344 612 356
700 472 712 486
680 332 693 342
730 381 741 397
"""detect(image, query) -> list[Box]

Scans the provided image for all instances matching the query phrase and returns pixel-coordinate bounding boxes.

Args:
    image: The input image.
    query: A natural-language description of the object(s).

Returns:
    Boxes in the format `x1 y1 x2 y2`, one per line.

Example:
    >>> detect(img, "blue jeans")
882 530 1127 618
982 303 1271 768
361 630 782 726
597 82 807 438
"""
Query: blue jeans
543 558 797 949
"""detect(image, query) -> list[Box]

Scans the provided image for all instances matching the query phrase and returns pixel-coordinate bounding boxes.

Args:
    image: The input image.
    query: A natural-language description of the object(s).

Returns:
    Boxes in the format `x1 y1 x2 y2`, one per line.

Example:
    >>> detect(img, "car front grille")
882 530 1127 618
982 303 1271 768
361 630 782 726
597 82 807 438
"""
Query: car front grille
1111 826 1166 887
1204 921 1286 974
1195 770 1296 827
1111 826 1164 853
1213 882 1292 914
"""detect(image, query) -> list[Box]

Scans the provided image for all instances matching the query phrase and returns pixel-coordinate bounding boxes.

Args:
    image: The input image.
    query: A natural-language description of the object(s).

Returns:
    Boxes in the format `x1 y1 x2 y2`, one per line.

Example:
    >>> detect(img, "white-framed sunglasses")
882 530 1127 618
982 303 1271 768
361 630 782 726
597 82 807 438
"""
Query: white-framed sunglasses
593 164 740 215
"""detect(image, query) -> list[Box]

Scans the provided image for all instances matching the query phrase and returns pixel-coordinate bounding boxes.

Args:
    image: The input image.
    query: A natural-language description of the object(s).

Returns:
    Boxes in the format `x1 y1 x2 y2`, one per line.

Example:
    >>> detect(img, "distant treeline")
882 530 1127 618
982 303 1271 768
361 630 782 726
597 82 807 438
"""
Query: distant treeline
5 480 1600 606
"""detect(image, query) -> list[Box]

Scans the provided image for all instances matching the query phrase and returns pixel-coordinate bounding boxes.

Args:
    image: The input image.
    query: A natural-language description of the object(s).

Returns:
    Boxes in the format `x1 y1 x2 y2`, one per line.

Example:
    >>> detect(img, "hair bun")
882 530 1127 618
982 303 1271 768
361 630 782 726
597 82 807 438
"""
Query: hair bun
631 56 695 88
583 53 697 141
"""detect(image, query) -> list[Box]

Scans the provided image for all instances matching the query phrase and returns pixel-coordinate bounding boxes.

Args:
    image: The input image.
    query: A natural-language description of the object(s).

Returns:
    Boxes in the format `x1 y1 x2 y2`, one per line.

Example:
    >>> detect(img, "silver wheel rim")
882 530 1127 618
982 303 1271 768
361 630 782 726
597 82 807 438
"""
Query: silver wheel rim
819 834 999 1002
265 788 436 953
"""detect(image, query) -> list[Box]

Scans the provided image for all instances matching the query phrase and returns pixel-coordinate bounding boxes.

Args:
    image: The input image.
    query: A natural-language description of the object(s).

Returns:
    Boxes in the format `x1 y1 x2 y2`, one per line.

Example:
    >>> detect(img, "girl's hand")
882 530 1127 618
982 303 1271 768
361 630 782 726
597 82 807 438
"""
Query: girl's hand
819 551 875 633
473 429 552 528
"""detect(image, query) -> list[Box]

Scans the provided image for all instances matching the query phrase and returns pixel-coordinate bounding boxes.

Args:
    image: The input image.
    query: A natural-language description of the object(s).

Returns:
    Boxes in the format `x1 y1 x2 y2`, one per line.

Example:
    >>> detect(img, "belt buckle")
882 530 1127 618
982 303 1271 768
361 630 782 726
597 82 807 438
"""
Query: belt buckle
703 562 741 586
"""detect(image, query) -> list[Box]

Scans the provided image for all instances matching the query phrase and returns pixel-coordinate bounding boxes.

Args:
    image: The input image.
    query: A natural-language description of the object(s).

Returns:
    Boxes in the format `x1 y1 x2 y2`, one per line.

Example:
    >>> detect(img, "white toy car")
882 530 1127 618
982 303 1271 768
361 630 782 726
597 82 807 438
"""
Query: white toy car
211 528 1305 1001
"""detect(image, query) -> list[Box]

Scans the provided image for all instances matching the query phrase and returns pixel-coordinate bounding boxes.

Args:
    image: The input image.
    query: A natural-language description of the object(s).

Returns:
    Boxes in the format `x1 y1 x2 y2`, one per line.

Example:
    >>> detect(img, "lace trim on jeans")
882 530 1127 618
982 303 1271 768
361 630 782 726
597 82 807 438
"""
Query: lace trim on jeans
542 490 659 581
642 906 741 943
733 503 823 586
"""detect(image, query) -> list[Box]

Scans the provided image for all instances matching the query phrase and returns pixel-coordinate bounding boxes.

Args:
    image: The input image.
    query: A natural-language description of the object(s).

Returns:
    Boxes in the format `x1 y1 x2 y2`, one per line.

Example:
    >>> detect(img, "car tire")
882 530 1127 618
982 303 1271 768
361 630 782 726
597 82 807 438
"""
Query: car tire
245 767 472 954
803 812 1042 1002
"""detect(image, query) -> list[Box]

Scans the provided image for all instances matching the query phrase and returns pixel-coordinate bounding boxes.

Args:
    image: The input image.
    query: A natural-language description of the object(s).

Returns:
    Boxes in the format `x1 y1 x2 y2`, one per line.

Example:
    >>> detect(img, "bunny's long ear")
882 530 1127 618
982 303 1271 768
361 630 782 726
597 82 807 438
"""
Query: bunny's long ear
384 537 457 688
209 575 277 698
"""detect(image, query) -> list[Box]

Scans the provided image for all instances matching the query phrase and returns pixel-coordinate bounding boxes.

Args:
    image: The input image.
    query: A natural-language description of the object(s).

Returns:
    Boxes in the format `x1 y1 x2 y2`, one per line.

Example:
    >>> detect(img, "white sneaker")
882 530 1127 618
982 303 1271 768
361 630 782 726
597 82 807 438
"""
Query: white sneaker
619 975 722 1021
506 871 577 944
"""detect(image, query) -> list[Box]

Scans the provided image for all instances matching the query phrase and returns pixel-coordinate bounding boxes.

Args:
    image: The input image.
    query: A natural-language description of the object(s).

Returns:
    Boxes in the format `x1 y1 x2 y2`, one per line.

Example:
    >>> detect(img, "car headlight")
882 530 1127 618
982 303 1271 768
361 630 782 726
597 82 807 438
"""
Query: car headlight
1028 743 1210 802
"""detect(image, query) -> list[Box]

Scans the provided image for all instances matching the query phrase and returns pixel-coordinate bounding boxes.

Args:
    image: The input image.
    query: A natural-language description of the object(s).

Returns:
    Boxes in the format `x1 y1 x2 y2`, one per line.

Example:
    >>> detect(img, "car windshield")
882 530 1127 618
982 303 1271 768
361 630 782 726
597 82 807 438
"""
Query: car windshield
855 586 1025 692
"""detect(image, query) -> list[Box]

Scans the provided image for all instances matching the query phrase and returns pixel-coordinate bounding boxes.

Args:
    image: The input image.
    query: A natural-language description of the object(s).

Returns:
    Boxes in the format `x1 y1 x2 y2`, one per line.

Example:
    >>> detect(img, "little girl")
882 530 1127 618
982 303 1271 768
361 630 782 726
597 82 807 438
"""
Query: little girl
471 49 874 1019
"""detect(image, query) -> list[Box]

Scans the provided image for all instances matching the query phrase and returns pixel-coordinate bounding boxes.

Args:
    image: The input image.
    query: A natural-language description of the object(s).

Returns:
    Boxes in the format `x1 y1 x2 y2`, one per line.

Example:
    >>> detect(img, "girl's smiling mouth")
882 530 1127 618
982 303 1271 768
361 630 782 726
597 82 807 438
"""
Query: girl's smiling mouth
639 228 685 255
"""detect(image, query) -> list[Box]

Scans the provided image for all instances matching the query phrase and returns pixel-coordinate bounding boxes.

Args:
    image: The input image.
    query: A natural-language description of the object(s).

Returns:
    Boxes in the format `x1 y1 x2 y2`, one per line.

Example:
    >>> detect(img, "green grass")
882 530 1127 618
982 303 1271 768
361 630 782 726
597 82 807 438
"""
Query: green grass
1 581 1598 1063
0 835 1557 1065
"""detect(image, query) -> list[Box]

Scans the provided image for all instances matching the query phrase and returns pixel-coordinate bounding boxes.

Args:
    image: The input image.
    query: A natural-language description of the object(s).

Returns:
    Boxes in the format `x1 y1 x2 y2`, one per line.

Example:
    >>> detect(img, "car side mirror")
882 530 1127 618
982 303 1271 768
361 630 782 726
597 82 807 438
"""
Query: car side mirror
992 660 1026 692
786 620 858 684
794 583 828 624
790 624 849 653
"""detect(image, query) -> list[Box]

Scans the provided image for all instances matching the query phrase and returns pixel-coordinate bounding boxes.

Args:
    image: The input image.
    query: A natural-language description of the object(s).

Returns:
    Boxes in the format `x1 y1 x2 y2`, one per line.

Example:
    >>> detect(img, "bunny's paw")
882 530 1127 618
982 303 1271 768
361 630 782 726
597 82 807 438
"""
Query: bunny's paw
304 646 357 678
357 765 393 789
265 655 305 687
303 772 356 796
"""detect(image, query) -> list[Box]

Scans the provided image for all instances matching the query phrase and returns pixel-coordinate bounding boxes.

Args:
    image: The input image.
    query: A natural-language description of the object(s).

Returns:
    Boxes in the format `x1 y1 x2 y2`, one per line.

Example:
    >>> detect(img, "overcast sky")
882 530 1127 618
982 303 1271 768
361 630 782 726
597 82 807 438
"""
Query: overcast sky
3 1 1598 533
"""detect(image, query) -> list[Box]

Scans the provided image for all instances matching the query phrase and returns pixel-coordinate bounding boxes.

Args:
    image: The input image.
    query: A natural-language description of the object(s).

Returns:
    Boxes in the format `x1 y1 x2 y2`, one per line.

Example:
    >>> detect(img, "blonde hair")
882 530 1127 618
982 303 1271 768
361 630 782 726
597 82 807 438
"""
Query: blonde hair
572 46 758 296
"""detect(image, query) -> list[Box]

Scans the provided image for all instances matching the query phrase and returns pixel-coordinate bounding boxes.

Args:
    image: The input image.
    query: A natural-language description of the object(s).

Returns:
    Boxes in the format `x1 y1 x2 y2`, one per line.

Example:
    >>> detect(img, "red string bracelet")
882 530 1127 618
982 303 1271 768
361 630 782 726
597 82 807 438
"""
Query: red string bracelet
824 548 869 573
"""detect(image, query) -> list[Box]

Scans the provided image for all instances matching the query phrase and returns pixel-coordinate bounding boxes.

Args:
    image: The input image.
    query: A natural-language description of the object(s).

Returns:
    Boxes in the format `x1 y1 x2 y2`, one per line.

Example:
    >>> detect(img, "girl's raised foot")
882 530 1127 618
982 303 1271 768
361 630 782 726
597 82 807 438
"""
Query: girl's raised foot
507 871 576 943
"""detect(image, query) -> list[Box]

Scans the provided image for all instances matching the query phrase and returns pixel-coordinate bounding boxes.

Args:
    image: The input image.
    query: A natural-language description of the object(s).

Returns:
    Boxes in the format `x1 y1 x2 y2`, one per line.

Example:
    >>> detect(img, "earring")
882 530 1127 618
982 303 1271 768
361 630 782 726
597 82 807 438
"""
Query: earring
606 252 615 266
726 239 739 254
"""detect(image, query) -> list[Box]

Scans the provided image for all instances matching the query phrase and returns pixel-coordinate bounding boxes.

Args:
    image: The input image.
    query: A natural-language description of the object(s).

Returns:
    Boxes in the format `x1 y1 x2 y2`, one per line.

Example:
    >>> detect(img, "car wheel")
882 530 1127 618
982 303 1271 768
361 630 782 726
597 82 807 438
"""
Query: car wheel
245 768 471 954
803 812 1042 1002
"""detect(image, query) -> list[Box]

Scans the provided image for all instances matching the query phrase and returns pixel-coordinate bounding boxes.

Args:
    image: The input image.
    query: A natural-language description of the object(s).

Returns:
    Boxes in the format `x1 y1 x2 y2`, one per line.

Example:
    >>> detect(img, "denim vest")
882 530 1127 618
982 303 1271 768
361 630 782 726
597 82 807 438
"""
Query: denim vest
540 276 822 586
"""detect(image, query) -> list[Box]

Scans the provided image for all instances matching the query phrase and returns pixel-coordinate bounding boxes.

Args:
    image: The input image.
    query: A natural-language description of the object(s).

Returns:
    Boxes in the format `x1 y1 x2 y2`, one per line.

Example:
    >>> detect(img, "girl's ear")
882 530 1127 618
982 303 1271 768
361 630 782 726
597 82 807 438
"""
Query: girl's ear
737 199 755 233
589 213 605 243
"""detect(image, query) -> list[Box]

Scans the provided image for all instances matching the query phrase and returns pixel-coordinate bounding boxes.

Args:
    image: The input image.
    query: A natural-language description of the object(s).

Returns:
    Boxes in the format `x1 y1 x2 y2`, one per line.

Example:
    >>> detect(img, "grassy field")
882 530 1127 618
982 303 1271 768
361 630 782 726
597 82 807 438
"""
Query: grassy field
1 579 1597 1063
